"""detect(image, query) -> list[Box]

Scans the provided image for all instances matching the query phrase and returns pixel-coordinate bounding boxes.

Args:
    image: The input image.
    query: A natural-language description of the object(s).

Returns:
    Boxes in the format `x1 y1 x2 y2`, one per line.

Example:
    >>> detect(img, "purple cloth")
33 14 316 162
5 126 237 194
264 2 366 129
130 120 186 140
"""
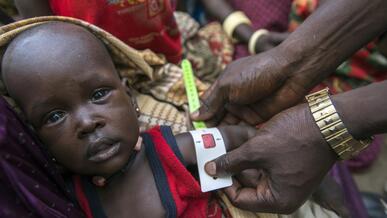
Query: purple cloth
0 97 84 218
330 163 369 218
228 0 293 59
345 135 383 172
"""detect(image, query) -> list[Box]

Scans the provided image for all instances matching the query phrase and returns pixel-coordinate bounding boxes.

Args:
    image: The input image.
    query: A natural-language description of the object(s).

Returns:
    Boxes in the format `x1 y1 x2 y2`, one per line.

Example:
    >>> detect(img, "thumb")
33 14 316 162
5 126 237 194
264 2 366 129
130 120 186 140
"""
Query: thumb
191 81 227 121
204 145 252 177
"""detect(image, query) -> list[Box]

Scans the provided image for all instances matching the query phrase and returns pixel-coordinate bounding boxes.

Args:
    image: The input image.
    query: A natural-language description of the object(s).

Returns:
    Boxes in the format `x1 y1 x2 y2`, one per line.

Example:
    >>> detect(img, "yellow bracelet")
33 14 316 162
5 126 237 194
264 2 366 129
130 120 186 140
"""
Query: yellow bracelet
306 88 372 160
222 11 252 42
248 29 269 55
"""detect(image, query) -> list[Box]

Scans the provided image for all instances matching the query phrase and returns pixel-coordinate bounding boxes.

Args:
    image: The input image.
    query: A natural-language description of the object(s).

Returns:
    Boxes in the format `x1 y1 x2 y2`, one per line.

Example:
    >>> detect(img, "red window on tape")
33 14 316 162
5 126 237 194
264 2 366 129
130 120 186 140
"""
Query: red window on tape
202 134 216 149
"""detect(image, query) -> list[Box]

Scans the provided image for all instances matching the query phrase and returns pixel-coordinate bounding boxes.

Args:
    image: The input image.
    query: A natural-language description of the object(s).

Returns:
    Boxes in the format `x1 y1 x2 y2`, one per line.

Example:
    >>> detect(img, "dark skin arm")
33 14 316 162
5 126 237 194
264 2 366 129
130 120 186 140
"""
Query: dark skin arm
204 81 387 213
200 0 288 53
192 0 387 125
14 0 52 18
200 0 252 44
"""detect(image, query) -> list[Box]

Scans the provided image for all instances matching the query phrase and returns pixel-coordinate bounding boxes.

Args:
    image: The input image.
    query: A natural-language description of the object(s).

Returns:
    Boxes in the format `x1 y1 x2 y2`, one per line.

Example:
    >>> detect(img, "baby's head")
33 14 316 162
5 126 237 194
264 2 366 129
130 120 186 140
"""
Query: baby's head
1 22 140 177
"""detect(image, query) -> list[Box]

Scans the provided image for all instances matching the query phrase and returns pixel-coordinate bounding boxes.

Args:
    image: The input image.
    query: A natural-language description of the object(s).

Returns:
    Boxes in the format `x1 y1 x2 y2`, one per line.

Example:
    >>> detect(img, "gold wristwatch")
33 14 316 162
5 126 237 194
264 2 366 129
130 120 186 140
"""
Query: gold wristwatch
305 88 372 160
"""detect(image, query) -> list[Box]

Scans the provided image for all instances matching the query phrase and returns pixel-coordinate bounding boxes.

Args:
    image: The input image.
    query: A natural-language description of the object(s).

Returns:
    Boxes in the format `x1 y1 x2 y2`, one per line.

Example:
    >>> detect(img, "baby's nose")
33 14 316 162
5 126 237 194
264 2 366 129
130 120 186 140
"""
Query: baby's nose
76 110 105 138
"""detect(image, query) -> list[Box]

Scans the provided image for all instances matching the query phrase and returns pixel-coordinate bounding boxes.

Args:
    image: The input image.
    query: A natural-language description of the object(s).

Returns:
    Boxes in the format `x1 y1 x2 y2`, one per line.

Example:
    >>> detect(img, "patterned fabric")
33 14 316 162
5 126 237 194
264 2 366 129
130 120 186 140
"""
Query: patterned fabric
228 0 293 59
176 11 234 83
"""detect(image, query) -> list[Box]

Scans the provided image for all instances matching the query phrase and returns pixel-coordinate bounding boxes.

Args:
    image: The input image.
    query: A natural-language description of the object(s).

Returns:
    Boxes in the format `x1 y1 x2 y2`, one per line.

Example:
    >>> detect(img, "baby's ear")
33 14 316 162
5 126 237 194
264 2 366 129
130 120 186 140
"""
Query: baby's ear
121 78 140 117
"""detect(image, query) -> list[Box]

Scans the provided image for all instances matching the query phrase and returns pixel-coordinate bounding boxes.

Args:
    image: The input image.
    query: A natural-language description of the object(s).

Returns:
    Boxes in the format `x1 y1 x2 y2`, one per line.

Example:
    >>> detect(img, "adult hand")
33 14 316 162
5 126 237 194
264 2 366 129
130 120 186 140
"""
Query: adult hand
205 104 337 213
192 46 326 125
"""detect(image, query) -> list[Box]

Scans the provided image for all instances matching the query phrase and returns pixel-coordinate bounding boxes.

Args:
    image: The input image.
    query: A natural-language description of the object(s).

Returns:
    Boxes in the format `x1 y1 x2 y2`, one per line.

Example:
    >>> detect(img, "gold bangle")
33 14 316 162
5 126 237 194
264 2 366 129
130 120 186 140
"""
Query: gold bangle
222 11 252 42
248 29 269 55
305 88 372 160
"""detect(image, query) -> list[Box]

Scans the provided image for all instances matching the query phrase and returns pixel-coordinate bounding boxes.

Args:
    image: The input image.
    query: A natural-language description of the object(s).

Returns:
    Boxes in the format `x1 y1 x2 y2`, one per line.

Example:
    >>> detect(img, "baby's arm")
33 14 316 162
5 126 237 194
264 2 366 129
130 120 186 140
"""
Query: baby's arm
175 126 257 166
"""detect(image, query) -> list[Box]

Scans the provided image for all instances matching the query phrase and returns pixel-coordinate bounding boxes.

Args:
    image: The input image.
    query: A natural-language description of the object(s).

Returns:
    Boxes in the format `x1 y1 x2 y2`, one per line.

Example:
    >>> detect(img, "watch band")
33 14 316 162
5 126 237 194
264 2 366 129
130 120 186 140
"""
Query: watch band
305 88 372 160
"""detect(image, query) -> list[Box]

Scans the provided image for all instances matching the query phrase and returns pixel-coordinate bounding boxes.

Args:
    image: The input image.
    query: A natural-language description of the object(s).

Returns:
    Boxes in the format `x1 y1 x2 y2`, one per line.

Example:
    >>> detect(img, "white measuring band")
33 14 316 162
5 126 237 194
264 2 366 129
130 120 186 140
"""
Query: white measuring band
190 128 232 192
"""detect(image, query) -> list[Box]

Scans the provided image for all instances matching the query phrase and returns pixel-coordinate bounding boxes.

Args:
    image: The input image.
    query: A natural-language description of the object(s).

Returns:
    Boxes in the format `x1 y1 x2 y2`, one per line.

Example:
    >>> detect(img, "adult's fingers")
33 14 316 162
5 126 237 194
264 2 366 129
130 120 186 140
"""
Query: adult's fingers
218 112 241 126
191 81 227 122
223 177 277 212
204 142 254 177
226 104 265 125
250 81 307 121
234 169 264 188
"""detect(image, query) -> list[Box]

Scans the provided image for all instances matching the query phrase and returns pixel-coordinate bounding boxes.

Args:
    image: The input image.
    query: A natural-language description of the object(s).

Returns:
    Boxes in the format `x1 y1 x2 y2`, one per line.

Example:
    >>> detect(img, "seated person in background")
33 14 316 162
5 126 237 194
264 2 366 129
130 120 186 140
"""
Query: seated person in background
200 0 291 58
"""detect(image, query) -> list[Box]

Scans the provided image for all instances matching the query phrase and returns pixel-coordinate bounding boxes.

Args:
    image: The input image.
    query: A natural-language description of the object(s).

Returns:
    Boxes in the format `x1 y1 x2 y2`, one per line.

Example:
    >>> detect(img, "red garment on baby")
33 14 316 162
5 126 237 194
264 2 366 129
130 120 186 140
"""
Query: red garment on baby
143 126 222 218
72 126 222 218
49 0 182 63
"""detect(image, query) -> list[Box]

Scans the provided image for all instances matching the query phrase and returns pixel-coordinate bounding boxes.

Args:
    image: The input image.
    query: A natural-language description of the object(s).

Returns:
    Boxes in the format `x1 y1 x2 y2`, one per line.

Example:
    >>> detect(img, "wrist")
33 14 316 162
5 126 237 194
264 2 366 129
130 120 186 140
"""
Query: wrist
233 24 253 44
330 81 387 139
305 88 372 160
299 103 338 163
330 93 366 139
277 39 332 89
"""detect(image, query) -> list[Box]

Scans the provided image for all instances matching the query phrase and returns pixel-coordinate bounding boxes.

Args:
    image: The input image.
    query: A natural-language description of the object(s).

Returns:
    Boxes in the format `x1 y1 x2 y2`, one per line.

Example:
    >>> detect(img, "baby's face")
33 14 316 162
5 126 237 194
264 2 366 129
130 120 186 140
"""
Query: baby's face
26 61 138 176
3 24 140 177
28 61 139 176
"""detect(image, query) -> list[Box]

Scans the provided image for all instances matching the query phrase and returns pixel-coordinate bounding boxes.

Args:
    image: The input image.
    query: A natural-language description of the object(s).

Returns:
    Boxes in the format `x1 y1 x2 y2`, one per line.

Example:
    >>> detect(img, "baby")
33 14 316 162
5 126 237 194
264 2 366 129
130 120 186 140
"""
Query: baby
1 21 255 217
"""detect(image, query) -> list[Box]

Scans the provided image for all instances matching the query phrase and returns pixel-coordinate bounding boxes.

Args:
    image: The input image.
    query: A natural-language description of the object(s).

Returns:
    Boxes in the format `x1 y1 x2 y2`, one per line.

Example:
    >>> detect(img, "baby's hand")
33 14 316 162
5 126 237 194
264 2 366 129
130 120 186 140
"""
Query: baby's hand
217 125 257 152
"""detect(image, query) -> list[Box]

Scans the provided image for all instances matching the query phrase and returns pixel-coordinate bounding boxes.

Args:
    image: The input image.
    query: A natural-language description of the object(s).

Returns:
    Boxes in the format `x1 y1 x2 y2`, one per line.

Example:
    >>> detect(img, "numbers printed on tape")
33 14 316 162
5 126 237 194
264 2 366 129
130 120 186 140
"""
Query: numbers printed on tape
181 59 207 129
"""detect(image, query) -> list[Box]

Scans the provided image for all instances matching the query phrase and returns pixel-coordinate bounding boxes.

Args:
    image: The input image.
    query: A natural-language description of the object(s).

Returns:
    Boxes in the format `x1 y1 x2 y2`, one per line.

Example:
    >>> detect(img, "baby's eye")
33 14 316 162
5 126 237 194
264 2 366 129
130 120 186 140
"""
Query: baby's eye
45 111 66 124
91 88 111 102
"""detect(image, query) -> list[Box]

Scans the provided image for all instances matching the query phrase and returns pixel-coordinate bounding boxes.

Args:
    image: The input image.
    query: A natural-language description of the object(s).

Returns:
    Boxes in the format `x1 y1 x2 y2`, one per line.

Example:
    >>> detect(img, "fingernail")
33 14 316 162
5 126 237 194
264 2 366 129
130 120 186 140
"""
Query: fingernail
205 162 217 176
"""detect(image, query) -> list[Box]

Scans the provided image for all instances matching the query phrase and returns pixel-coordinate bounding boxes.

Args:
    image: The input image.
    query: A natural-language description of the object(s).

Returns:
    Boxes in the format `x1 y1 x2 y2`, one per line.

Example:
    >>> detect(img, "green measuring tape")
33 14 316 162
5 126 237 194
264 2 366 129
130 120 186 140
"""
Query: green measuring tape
181 59 207 129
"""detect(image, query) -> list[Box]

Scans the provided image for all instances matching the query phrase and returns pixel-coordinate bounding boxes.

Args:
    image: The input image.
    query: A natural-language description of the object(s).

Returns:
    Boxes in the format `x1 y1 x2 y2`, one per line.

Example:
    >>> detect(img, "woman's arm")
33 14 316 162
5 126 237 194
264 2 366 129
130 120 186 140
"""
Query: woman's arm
200 0 287 53
201 0 253 44
14 0 52 18
333 81 387 139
